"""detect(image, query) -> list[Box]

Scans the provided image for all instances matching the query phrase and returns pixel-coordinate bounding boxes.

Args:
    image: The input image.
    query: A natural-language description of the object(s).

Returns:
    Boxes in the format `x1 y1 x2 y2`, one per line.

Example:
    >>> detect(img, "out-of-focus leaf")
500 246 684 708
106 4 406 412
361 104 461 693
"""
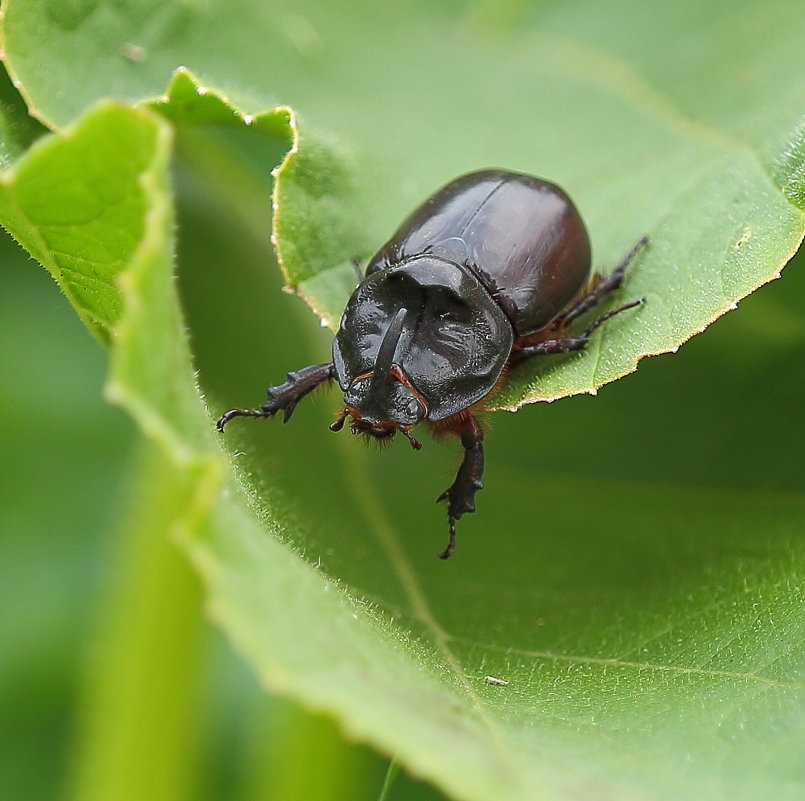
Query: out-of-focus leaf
1 3 804 801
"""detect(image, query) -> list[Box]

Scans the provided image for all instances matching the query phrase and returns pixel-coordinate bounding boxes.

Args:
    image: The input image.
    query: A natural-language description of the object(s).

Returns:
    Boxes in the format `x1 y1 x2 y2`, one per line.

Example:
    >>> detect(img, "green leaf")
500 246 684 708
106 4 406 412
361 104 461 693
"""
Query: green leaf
2 0 804 403
2 3 805 801
68 442 207 801
0 104 163 342
0 65 45 167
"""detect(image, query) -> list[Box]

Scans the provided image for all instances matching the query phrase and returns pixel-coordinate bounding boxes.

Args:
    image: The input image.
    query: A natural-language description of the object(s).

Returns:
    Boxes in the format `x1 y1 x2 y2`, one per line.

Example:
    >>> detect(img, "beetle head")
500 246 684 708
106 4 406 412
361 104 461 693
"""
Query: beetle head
330 307 427 449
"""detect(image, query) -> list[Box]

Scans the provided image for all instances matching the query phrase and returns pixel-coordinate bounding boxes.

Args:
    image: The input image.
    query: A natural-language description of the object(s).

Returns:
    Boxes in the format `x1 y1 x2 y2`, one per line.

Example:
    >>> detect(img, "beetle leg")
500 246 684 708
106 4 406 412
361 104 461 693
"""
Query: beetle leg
216 363 335 431
436 415 484 559
351 257 364 283
556 235 648 328
516 298 643 358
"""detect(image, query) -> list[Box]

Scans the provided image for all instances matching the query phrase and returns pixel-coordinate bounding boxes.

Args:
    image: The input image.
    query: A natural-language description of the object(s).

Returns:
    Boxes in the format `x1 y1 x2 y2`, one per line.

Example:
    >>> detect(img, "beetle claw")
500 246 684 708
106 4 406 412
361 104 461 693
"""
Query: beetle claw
438 517 457 559
216 408 269 431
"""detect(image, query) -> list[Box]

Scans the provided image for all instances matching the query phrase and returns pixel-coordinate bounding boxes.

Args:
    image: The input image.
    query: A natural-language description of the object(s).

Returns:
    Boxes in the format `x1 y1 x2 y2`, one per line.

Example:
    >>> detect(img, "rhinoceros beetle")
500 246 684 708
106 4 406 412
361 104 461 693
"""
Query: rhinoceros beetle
217 169 646 559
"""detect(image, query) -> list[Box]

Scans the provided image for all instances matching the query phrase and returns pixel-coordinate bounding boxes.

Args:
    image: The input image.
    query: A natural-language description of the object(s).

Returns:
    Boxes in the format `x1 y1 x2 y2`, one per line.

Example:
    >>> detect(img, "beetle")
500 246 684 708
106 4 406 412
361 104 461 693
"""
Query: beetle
217 169 646 559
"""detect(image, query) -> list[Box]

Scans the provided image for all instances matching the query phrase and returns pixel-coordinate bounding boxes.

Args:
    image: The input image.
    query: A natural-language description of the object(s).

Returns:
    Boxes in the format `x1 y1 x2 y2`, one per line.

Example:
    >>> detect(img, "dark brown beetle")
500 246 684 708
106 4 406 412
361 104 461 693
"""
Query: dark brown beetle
218 169 645 558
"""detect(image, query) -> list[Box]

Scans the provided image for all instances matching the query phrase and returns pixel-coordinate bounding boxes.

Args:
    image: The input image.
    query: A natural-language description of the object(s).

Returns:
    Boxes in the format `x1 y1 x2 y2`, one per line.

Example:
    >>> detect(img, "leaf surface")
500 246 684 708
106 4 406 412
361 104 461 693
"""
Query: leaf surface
1 3 804 800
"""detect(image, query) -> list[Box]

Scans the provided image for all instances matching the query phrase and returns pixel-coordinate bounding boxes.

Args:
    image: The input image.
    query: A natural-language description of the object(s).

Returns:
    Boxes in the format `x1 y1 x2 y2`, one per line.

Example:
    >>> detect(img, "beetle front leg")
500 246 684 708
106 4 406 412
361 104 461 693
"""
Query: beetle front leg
216 363 335 431
436 415 485 559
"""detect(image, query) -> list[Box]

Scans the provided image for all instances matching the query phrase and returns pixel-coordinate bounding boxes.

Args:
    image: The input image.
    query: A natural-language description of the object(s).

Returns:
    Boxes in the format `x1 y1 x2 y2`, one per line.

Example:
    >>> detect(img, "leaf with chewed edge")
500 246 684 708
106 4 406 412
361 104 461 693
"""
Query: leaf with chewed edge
2 4 805 801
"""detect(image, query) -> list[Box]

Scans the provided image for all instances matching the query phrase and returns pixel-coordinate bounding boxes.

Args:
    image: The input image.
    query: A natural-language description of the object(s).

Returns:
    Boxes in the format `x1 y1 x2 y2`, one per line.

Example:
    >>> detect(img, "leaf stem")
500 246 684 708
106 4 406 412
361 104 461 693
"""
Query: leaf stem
377 756 401 801
67 441 205 801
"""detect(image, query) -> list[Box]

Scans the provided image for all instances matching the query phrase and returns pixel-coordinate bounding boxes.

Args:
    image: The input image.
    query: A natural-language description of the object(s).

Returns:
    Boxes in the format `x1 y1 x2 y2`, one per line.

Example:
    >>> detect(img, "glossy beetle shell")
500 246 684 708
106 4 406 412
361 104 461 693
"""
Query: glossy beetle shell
333 255 513 421
365 169 592 336
333 169 593 423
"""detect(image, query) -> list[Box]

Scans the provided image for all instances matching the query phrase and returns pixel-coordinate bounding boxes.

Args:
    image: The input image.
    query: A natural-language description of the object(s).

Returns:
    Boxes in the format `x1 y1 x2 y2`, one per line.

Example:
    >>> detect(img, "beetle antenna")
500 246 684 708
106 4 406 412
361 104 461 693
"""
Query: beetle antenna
400 427 422 450
329 408 349 432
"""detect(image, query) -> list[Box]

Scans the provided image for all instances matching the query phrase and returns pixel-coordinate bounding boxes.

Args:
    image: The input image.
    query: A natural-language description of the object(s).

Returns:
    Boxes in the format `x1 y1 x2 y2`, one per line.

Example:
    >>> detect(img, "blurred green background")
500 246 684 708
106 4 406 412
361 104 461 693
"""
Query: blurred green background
2 1 804 799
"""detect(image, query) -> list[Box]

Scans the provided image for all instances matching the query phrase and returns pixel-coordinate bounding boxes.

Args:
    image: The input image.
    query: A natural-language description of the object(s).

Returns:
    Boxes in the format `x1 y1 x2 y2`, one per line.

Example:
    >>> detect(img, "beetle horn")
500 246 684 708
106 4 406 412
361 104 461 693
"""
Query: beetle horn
370 307 408 393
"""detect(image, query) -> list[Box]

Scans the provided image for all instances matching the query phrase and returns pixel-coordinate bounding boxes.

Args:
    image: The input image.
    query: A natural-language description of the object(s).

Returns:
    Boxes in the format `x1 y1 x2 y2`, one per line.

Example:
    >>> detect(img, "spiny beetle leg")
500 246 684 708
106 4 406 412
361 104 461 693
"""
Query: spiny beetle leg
436 415 485 559
516 298 643 359
216 363 334 431
557 235 648 329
